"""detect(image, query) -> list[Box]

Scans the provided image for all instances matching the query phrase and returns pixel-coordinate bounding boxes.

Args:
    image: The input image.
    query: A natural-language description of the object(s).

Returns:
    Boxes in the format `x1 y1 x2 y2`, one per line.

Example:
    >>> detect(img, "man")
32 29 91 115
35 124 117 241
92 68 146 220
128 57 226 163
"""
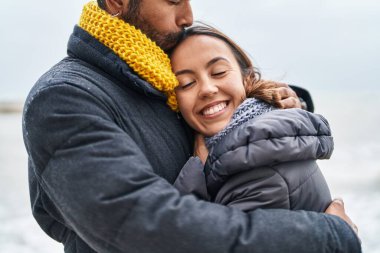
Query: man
23 0 361 252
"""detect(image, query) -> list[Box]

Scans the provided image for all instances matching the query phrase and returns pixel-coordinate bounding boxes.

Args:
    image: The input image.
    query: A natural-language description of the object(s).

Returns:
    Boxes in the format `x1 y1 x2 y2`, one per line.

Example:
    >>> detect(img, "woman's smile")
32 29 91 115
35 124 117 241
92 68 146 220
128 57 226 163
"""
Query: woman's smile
199 100 228 118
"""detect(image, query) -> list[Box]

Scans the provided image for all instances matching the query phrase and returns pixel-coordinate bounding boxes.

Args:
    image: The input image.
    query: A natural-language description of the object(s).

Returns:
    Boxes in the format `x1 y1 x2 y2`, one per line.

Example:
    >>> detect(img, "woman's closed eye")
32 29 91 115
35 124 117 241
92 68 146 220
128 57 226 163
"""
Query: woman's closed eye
178 80 196 90
168 0 181 5
211 70 228 77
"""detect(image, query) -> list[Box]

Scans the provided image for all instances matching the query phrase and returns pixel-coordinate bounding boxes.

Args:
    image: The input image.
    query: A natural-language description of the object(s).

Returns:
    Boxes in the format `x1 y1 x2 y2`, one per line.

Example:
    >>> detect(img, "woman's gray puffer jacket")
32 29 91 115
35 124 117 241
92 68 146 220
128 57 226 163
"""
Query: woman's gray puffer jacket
174 104 333 212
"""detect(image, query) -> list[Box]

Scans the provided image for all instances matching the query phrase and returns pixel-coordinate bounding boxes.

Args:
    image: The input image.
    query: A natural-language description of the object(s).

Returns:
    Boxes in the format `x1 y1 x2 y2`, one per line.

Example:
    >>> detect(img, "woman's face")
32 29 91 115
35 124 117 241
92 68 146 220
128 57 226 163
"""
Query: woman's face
171 35 246 136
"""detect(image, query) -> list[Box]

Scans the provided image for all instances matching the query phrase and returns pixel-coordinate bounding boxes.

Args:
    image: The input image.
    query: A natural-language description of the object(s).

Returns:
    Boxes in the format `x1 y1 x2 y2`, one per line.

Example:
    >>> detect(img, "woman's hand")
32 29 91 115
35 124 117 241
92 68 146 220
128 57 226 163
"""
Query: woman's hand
194 133 208 165
325 198 360 241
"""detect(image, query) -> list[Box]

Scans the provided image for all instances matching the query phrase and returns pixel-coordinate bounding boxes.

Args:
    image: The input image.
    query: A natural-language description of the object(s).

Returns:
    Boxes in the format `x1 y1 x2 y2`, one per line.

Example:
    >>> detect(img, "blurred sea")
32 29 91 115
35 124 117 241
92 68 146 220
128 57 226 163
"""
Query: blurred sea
0 114 63 252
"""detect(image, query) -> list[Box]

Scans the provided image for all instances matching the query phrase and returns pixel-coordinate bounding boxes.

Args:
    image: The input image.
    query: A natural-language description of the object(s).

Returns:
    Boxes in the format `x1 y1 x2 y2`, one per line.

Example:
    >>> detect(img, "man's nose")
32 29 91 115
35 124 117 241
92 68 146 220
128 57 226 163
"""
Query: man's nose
177 0 193 28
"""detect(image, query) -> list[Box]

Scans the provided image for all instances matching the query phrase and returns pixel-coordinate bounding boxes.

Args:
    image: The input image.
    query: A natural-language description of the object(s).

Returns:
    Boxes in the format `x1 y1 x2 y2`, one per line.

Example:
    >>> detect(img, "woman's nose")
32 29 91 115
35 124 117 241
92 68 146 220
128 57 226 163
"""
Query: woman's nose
198 79 218 98
176 0 193 28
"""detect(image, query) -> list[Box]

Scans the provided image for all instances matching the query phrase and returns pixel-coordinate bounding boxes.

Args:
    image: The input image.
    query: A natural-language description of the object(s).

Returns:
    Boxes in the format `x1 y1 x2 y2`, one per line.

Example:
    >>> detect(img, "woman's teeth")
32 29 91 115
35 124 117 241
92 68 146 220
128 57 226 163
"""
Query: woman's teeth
202 102 227 116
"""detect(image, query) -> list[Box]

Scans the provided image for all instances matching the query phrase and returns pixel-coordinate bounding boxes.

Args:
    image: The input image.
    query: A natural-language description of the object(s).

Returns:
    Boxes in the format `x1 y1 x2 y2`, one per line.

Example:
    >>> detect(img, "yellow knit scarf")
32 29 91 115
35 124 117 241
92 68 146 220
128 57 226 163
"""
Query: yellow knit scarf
79 1 179 111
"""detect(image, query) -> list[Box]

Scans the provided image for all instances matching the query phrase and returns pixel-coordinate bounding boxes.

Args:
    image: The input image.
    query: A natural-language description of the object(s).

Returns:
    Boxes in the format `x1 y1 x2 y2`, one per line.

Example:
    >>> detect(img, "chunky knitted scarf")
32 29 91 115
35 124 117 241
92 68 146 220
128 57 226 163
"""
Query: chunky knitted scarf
205 98 276 149
79 1 179 110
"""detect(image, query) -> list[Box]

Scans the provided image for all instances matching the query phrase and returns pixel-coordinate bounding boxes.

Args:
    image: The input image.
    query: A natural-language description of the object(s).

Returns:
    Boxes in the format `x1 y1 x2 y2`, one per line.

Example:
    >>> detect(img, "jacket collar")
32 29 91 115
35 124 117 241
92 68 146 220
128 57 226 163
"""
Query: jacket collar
67 25 166 100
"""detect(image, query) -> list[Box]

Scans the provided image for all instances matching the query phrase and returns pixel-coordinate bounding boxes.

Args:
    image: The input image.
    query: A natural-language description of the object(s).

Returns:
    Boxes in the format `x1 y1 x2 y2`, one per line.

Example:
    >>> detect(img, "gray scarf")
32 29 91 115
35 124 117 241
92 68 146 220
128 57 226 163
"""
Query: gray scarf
205 98 276 149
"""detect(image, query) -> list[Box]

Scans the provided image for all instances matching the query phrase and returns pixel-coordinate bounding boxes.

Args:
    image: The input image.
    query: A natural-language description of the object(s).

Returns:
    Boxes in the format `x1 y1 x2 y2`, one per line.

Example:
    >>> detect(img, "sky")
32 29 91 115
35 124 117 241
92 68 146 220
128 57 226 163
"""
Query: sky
0 0 379 101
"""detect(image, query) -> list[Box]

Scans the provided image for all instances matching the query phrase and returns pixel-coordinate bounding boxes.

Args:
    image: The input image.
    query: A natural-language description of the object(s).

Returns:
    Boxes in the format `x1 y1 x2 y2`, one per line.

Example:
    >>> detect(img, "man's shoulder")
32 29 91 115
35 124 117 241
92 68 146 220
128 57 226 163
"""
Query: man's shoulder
35 56 106 88
28 56 125 103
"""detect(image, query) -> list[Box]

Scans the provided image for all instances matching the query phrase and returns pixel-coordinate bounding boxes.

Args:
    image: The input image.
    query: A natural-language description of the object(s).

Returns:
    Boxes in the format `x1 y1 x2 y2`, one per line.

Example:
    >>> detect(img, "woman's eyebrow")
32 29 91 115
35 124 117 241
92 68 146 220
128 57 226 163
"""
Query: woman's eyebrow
206 57 230 68
175 69 195 76
174 57 230 76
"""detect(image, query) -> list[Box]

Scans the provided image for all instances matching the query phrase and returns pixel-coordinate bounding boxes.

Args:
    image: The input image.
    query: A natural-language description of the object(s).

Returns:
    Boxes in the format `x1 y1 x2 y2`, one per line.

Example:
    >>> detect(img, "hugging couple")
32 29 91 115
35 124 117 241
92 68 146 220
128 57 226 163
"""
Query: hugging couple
23 0 360 252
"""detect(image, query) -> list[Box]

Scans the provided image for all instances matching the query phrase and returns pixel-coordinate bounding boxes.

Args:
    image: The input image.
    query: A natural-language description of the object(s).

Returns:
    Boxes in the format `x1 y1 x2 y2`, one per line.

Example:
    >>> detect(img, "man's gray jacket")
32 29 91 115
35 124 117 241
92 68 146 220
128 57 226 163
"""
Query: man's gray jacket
22 26 361 253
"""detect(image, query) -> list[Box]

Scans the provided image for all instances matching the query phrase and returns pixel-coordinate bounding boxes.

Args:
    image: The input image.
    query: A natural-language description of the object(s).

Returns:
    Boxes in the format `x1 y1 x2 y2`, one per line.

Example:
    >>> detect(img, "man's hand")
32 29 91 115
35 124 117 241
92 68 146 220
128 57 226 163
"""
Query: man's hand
194 133 208 165
325 198 360 241
273 82 303 109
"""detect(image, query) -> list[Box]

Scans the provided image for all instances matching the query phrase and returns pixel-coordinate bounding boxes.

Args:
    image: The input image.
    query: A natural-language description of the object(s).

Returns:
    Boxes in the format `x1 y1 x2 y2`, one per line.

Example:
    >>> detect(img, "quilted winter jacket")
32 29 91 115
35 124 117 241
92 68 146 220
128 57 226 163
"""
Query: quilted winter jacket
209 108 333 212
175 109 333 212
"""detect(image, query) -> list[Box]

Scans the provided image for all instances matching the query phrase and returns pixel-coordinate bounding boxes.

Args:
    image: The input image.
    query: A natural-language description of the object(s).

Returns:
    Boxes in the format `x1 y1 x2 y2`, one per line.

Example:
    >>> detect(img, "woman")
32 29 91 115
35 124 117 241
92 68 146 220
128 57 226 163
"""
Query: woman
171 24 332 212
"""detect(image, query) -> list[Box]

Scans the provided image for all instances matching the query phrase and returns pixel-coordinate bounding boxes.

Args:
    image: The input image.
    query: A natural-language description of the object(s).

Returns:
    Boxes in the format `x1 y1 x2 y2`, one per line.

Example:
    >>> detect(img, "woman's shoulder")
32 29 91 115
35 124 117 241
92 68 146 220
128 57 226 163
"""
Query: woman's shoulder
206 108 333 175
212 108 330 152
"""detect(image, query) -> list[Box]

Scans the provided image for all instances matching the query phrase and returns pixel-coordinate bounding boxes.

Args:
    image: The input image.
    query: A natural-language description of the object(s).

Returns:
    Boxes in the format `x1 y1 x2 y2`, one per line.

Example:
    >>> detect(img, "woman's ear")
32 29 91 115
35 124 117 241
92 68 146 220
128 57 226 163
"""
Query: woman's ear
243 74 254 96
243 76 248 89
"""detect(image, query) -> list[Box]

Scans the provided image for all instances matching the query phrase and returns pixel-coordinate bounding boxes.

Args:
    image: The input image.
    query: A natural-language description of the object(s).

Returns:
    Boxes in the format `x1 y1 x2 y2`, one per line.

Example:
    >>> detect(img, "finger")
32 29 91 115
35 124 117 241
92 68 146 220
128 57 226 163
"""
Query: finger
278 97 302 109
276 86 298 99
273 82 290 88
326 198 345 214
333 197 344 206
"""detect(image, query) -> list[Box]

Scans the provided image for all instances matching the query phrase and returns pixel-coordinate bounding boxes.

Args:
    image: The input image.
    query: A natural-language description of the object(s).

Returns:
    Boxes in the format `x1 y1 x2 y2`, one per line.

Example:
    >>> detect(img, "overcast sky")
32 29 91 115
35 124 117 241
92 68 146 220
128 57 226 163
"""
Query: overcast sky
1 0 379 100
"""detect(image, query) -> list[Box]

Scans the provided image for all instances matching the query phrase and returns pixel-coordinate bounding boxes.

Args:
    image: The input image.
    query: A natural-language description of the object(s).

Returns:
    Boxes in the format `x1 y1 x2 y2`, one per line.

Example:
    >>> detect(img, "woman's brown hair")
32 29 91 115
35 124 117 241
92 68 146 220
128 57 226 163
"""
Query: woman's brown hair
172 23 283 107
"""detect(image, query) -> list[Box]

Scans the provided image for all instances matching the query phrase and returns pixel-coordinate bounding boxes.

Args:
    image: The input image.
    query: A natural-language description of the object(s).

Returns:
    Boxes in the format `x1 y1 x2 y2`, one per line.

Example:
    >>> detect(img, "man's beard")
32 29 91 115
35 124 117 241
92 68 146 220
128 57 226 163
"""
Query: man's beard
134 20 183 51
122 10 183 51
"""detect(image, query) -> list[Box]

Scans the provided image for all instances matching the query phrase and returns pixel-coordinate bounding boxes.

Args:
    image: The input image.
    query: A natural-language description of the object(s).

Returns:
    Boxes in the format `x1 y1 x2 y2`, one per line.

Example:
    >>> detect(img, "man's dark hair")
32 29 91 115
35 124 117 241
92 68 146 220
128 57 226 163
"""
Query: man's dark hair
97 0 106 10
